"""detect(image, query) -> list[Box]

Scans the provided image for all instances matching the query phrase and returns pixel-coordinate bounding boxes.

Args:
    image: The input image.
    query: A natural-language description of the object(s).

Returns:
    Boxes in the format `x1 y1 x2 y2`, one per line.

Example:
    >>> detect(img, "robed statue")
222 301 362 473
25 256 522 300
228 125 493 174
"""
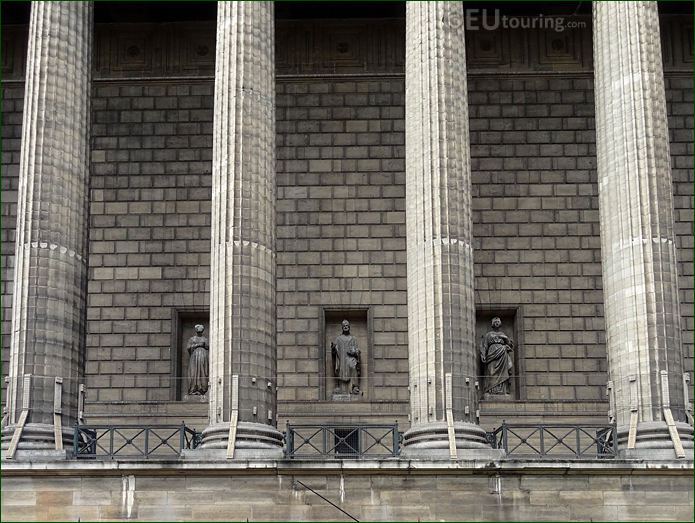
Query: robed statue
331 320 361 396
187 324 209 395
480 317 514 395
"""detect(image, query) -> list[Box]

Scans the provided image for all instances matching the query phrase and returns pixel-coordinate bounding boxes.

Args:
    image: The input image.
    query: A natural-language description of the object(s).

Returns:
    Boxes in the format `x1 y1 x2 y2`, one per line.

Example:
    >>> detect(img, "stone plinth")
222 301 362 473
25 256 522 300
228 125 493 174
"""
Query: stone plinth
1 461 693 521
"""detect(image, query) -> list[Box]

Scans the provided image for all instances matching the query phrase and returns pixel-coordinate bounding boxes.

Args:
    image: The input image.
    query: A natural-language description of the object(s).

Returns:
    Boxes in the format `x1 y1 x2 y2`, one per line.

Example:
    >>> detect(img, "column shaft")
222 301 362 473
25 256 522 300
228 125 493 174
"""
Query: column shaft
2 2 93 454
402 1 493 457
201 1 282 455
593 1 692 458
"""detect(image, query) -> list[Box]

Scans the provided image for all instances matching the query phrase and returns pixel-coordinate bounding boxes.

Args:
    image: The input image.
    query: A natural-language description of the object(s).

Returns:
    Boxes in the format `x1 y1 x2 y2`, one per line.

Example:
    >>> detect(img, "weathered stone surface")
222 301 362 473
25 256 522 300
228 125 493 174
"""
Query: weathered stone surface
0 9 692 433
330 320 362 397
1 465 693 522
202 1 282 452
402 1 488 454
2 1 93 452
593 1 693 457
186 324 209 396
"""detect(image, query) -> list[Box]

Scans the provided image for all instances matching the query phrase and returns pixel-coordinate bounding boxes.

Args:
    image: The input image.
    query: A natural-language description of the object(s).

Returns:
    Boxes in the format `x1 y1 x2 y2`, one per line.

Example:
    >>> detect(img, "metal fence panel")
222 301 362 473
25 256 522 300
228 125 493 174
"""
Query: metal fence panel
286 424 399 459
487 423 617 459
74 424 200 460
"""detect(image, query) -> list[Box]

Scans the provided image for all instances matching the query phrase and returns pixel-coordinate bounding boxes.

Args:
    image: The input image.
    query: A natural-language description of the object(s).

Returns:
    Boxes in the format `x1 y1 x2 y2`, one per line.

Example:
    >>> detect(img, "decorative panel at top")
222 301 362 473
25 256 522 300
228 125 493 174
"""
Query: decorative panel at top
1 16 692 81
275 20 405 75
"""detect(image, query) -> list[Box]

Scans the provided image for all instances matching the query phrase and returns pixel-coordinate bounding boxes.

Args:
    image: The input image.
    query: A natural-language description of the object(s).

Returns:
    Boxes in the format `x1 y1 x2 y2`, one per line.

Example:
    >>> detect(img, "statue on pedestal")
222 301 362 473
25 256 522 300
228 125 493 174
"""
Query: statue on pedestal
187 324 209 395
331 320 361 398
480 317 514 396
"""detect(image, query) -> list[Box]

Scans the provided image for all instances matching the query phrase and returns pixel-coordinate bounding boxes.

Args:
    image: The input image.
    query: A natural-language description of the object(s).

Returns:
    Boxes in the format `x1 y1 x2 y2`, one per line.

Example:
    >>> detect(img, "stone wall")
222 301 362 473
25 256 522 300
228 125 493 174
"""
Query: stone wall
0 83 23 378
470 75 604 403
276 78 409 422
1 17 693 427
668 75 695 378
1 465 693 521
86 81 214 402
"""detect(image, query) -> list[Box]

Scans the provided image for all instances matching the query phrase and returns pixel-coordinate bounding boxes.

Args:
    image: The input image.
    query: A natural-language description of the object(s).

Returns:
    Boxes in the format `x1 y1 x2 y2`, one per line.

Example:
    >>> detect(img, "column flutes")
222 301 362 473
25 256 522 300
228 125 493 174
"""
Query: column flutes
199 1 282 456
402 1 498 458
1 2 93 457
593 1 693 458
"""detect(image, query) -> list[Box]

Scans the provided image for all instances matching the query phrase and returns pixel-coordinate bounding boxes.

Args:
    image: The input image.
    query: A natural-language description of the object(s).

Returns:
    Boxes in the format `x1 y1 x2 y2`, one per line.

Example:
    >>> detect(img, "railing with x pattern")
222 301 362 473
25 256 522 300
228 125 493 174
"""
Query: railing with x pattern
71 421 618 460
74 423 201 460
486 422 618 459
285 423 400 459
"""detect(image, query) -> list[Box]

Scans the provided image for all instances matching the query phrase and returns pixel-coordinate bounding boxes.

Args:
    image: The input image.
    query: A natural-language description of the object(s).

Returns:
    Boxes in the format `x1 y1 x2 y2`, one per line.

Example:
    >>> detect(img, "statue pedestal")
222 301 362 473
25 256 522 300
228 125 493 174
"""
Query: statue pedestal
483 393 512 402
331 393 360 402
183 393 208 403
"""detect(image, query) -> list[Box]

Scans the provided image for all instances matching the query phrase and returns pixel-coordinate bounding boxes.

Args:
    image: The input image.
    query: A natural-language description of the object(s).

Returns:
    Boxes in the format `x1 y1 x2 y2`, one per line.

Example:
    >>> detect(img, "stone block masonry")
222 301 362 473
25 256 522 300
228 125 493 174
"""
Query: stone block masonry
470 76 606 403
0 18 692 428
87 81 214 402
667 75 695 380
276 78 408 408
1 463 693 522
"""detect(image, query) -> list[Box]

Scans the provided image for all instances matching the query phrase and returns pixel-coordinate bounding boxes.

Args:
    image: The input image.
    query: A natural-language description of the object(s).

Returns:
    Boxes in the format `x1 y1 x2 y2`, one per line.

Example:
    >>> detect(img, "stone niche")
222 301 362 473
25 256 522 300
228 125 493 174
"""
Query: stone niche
319 307 373 401
475 306 522 400
171 308 210 402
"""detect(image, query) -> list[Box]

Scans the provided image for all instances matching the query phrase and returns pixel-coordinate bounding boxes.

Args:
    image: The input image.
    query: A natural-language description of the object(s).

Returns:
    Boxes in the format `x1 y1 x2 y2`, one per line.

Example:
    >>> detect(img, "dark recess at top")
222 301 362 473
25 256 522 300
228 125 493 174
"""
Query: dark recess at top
3 2 692 25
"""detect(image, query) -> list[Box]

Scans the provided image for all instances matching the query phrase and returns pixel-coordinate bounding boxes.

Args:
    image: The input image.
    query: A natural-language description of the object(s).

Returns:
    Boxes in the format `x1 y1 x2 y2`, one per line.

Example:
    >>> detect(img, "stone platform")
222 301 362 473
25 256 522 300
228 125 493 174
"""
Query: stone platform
2 459 693 521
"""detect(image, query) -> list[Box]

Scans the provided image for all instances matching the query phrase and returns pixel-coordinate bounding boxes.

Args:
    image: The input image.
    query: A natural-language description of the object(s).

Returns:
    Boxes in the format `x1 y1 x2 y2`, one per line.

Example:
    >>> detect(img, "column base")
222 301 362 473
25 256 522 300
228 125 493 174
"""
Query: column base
618 421 694 460
1 423 73 461
400 421 504 460
183 421 284 460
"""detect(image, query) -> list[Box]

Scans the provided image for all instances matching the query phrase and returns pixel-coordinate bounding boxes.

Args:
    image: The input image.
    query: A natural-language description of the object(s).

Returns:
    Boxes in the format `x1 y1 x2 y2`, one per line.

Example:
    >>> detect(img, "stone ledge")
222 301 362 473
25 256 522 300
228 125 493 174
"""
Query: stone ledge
1 458 692 476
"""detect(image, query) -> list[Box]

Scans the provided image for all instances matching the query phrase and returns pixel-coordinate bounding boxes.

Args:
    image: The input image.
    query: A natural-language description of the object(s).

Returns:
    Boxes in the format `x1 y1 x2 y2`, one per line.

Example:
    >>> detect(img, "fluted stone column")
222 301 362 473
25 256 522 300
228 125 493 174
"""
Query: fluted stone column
198 1 282 457
402 2 498 459
594 2 693 459
1 2 93 458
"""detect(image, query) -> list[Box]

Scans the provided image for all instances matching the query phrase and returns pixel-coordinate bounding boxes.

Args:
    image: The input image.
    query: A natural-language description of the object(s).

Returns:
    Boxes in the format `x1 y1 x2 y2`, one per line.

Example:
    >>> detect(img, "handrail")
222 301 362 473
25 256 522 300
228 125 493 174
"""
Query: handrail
73 421 617 460
487 422 618 459
285 423 400 459
74 423 200 460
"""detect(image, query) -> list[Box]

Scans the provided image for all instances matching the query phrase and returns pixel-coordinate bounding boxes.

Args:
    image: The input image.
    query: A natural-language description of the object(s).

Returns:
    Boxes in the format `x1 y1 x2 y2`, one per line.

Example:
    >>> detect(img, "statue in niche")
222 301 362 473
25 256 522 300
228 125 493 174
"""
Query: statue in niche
331 320 361 398
187 324 209 395
480 317 514 396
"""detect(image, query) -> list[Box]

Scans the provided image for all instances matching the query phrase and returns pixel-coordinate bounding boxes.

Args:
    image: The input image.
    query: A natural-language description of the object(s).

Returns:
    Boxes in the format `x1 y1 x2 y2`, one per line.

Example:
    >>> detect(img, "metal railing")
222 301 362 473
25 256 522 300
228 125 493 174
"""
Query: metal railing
285 423 400 459
74 423 201 460
71 421 618 461
487 422 618 459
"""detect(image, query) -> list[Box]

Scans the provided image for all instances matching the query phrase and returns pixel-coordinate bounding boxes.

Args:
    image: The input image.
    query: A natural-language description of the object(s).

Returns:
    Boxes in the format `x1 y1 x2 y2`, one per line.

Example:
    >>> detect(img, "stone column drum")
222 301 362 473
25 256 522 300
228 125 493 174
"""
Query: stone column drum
200 1 283 457
593 1 693 458
1 2 93 456
402 1 498 458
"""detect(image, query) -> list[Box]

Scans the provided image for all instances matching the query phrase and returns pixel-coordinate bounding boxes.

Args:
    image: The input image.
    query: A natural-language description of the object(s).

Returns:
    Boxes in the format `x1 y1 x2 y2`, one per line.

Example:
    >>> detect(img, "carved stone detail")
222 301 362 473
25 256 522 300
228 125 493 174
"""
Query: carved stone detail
186 324 209 396
330 320 361 399
480 317 514 397
2 16 693 80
